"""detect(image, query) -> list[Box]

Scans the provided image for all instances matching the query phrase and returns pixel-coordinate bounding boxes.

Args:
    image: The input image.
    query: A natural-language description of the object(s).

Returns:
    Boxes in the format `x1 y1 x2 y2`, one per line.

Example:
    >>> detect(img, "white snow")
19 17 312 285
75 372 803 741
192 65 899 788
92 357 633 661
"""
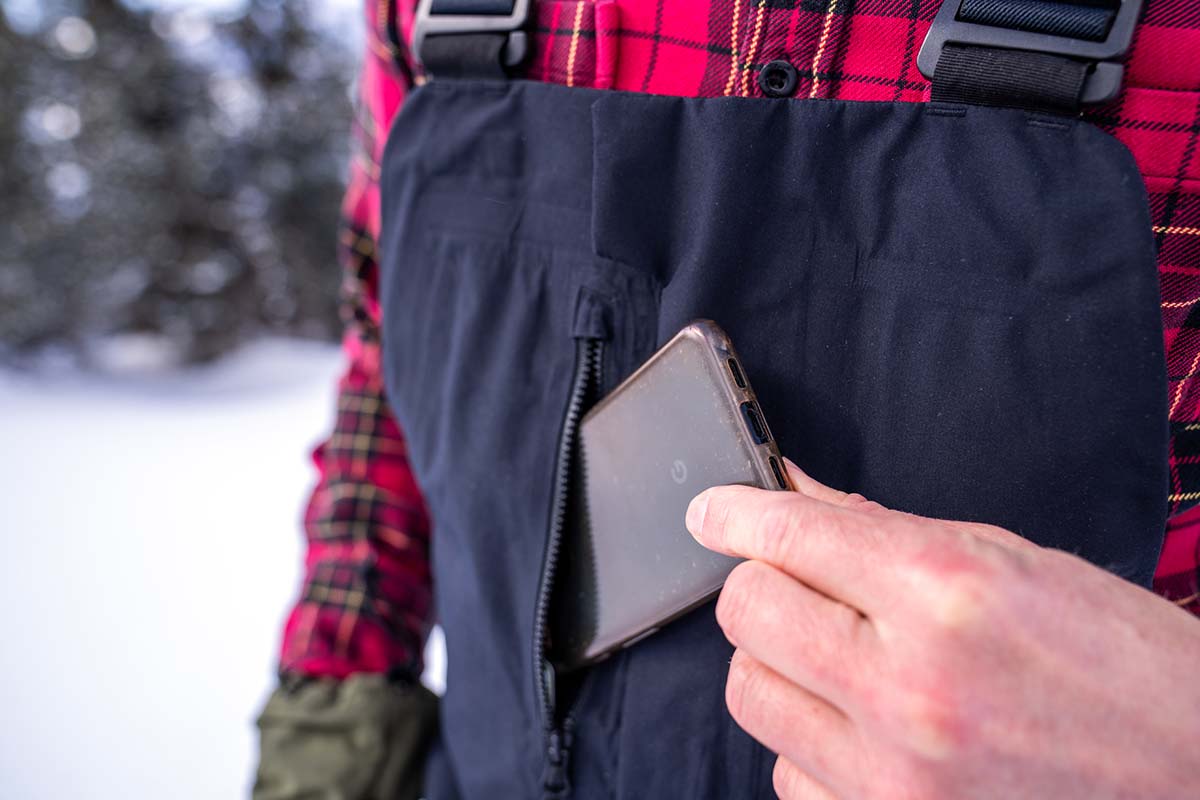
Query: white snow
0 338 404 799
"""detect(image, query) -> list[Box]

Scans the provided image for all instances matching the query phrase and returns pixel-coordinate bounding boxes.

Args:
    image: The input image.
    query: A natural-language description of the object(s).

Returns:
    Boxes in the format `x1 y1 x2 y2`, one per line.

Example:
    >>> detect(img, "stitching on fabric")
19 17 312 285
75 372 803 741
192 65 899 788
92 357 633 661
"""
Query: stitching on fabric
724 0 743 97
1169 430 1184 509
1170 348 1200 418
1163 297 1200 308
741 0 768 97
925 104 967 117
566 2 587 87
808 0 841 99
1026 117 1072 132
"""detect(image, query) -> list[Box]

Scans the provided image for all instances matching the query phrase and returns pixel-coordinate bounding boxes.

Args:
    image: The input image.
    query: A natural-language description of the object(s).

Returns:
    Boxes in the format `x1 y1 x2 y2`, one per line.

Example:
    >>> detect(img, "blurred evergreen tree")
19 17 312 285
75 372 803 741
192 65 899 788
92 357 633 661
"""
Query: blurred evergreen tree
0 0 355 365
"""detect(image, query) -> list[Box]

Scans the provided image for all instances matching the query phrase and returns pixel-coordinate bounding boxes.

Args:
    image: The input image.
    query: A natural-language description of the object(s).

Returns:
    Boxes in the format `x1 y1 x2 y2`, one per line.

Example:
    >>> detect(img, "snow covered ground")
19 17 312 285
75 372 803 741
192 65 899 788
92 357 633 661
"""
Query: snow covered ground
0 339 444 799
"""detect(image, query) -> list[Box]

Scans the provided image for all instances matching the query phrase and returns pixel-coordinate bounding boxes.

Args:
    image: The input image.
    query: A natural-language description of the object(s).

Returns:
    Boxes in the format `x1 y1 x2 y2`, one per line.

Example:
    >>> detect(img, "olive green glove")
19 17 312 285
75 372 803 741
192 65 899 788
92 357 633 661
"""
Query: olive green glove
253 673 438 800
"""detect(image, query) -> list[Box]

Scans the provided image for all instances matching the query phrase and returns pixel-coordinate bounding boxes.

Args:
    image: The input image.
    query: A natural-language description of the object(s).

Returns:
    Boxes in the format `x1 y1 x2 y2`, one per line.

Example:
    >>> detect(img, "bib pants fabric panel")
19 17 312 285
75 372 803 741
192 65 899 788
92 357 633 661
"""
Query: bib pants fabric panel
378 80 1167 799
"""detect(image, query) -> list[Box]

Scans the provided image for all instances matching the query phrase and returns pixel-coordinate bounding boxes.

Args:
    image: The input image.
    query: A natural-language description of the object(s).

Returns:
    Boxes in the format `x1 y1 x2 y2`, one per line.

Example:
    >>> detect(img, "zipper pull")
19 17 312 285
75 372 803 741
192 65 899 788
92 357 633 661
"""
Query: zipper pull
541 721 575 798
572 286 613 342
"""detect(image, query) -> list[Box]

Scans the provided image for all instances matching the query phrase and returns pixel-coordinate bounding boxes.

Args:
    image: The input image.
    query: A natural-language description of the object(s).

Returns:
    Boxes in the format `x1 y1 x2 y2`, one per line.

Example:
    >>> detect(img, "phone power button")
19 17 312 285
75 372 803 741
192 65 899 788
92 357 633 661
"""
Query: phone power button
670 459 688 484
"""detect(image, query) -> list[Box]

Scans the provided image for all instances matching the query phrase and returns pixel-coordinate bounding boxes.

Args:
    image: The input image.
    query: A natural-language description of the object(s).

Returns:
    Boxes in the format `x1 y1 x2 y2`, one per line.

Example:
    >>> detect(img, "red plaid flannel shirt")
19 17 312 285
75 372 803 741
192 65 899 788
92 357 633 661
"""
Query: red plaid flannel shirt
280 0 1200 680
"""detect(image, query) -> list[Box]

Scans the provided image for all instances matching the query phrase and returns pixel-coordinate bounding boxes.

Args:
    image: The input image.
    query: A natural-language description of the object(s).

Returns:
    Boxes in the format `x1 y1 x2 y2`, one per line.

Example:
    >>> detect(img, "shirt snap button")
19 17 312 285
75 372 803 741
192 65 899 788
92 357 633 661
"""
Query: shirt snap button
758 59 799 98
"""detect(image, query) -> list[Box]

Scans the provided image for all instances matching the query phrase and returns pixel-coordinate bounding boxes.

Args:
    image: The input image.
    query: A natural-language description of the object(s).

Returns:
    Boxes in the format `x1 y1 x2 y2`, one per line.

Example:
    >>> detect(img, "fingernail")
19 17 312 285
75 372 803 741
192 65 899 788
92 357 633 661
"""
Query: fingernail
686 492 709 538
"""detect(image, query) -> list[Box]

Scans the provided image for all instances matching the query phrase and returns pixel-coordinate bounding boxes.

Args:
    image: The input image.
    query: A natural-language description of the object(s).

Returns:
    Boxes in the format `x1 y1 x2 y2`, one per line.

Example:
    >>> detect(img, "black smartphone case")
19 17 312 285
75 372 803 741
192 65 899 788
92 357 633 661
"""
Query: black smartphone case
550 320 792 670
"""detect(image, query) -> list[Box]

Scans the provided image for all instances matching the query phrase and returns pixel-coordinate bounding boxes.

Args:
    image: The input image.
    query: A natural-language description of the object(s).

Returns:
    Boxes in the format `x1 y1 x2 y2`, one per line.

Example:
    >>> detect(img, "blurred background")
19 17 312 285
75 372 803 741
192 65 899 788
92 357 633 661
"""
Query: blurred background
0 0 394 796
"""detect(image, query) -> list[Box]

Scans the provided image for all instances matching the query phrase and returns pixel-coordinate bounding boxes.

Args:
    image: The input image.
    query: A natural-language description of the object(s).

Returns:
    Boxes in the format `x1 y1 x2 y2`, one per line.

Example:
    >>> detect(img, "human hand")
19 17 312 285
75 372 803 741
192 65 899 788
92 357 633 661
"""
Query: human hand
686 460 1200 799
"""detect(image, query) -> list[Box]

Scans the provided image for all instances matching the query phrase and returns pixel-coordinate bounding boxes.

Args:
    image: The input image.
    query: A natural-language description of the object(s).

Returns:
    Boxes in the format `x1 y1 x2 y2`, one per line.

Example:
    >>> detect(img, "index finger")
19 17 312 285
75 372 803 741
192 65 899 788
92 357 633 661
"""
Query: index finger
686 482 907 615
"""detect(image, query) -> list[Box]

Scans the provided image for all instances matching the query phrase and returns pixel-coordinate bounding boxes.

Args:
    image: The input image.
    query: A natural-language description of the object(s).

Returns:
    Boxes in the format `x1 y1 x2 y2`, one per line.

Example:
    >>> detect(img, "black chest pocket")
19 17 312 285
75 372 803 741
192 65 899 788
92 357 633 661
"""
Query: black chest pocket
590 93 1168 586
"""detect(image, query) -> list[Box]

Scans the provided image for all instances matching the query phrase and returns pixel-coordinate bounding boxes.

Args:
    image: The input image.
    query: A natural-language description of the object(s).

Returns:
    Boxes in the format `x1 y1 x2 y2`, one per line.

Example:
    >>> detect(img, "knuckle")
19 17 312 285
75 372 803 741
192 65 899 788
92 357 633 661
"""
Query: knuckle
895 681 967 761
715 561 765 638
961 520 1039 554
754 503 802 565
772 757 802 799
930 571 992 632
907 542 1006 634
703 491 737 541
841 492 882 512
724 651 765 730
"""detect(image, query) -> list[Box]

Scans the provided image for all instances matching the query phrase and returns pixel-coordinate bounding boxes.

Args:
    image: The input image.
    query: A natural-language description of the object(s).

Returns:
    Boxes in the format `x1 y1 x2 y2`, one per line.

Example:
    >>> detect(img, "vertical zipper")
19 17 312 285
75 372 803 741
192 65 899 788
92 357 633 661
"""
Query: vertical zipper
533 335 604 799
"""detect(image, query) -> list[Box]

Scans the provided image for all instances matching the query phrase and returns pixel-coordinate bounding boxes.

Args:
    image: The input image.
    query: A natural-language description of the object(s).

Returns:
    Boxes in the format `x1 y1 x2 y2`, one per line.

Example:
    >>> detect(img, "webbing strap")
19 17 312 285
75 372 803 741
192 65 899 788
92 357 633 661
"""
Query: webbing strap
958 0 1117 42
421 33 510 79
921 0 1138 113
414 0 529 78
931 43 1090 113
431 0 514 13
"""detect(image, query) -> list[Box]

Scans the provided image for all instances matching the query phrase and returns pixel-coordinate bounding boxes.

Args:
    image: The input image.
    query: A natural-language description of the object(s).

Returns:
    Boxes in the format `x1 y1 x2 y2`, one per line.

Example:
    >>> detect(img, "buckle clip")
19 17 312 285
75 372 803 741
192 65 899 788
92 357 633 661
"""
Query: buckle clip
917 0 1143 104
413 0 531 75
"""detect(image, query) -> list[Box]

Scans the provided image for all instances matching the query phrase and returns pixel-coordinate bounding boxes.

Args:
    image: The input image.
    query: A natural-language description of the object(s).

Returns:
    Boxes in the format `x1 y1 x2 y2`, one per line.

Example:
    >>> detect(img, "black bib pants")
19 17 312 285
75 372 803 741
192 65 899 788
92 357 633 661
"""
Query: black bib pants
378 80 1167 799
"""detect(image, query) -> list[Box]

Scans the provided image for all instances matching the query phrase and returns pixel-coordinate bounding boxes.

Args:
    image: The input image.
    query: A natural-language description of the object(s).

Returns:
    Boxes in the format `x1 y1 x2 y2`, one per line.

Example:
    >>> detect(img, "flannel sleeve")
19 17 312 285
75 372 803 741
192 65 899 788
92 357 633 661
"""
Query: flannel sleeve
277 0 429 682
1156 504 1200 617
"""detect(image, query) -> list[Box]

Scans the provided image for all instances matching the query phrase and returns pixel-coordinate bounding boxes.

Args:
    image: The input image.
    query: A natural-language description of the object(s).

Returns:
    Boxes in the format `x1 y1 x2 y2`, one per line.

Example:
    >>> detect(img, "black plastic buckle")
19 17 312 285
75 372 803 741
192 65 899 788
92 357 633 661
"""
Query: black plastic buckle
917 0 1143 104
413 0 531 75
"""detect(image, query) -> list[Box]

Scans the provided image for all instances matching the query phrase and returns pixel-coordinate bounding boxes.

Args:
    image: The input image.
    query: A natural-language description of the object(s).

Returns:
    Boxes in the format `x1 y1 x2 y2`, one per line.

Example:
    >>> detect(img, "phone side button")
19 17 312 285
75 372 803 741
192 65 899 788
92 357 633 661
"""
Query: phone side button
625 626 661 649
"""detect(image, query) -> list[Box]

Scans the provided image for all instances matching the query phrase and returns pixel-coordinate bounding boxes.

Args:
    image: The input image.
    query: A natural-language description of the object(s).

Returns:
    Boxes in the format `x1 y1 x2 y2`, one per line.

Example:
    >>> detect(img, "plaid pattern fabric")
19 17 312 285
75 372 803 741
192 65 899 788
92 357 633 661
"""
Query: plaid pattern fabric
278 0 432 675
280 0 1200 681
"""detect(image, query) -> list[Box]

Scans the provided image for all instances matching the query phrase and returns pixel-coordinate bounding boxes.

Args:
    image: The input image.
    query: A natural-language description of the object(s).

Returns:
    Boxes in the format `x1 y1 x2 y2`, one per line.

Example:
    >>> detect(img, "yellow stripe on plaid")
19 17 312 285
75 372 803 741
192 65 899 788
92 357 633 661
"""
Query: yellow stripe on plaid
355 151 382 181
316 481 416 551
809 0 841 98
339 230 377 258
723 0 742 97
740 1 768 97
566 2 586 88
1170 347 1200 418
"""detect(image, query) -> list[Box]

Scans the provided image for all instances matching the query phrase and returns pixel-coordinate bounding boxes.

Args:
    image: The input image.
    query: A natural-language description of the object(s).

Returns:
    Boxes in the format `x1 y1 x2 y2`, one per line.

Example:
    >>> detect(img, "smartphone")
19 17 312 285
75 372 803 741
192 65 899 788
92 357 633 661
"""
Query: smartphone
549 319 793 671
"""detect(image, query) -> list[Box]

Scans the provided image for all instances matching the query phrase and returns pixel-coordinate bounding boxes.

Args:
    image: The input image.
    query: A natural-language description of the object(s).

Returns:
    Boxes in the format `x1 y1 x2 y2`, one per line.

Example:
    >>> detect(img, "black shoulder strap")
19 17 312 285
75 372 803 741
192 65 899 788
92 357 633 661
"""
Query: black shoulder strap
410 0 1141 113
918 0 1144 114
412 0 531 80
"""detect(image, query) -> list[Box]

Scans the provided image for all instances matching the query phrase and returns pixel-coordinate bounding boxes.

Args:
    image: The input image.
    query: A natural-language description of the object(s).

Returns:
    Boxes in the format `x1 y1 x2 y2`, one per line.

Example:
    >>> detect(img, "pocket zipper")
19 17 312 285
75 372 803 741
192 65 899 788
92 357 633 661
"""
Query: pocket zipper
533 336 604 799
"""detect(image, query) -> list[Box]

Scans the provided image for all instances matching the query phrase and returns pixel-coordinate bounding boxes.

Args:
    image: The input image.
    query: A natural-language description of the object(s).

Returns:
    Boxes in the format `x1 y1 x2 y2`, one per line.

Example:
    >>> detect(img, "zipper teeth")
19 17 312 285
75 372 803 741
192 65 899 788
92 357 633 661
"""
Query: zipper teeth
533 337 602 729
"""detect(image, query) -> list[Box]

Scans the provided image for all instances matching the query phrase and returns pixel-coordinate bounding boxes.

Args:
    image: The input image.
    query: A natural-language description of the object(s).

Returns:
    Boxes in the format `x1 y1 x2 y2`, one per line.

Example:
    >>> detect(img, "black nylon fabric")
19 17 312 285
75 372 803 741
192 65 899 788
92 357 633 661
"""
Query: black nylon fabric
958 0 1116 41
378 80 1167 799
931 43 1089 113
420 34 511 80
430 0 515 13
